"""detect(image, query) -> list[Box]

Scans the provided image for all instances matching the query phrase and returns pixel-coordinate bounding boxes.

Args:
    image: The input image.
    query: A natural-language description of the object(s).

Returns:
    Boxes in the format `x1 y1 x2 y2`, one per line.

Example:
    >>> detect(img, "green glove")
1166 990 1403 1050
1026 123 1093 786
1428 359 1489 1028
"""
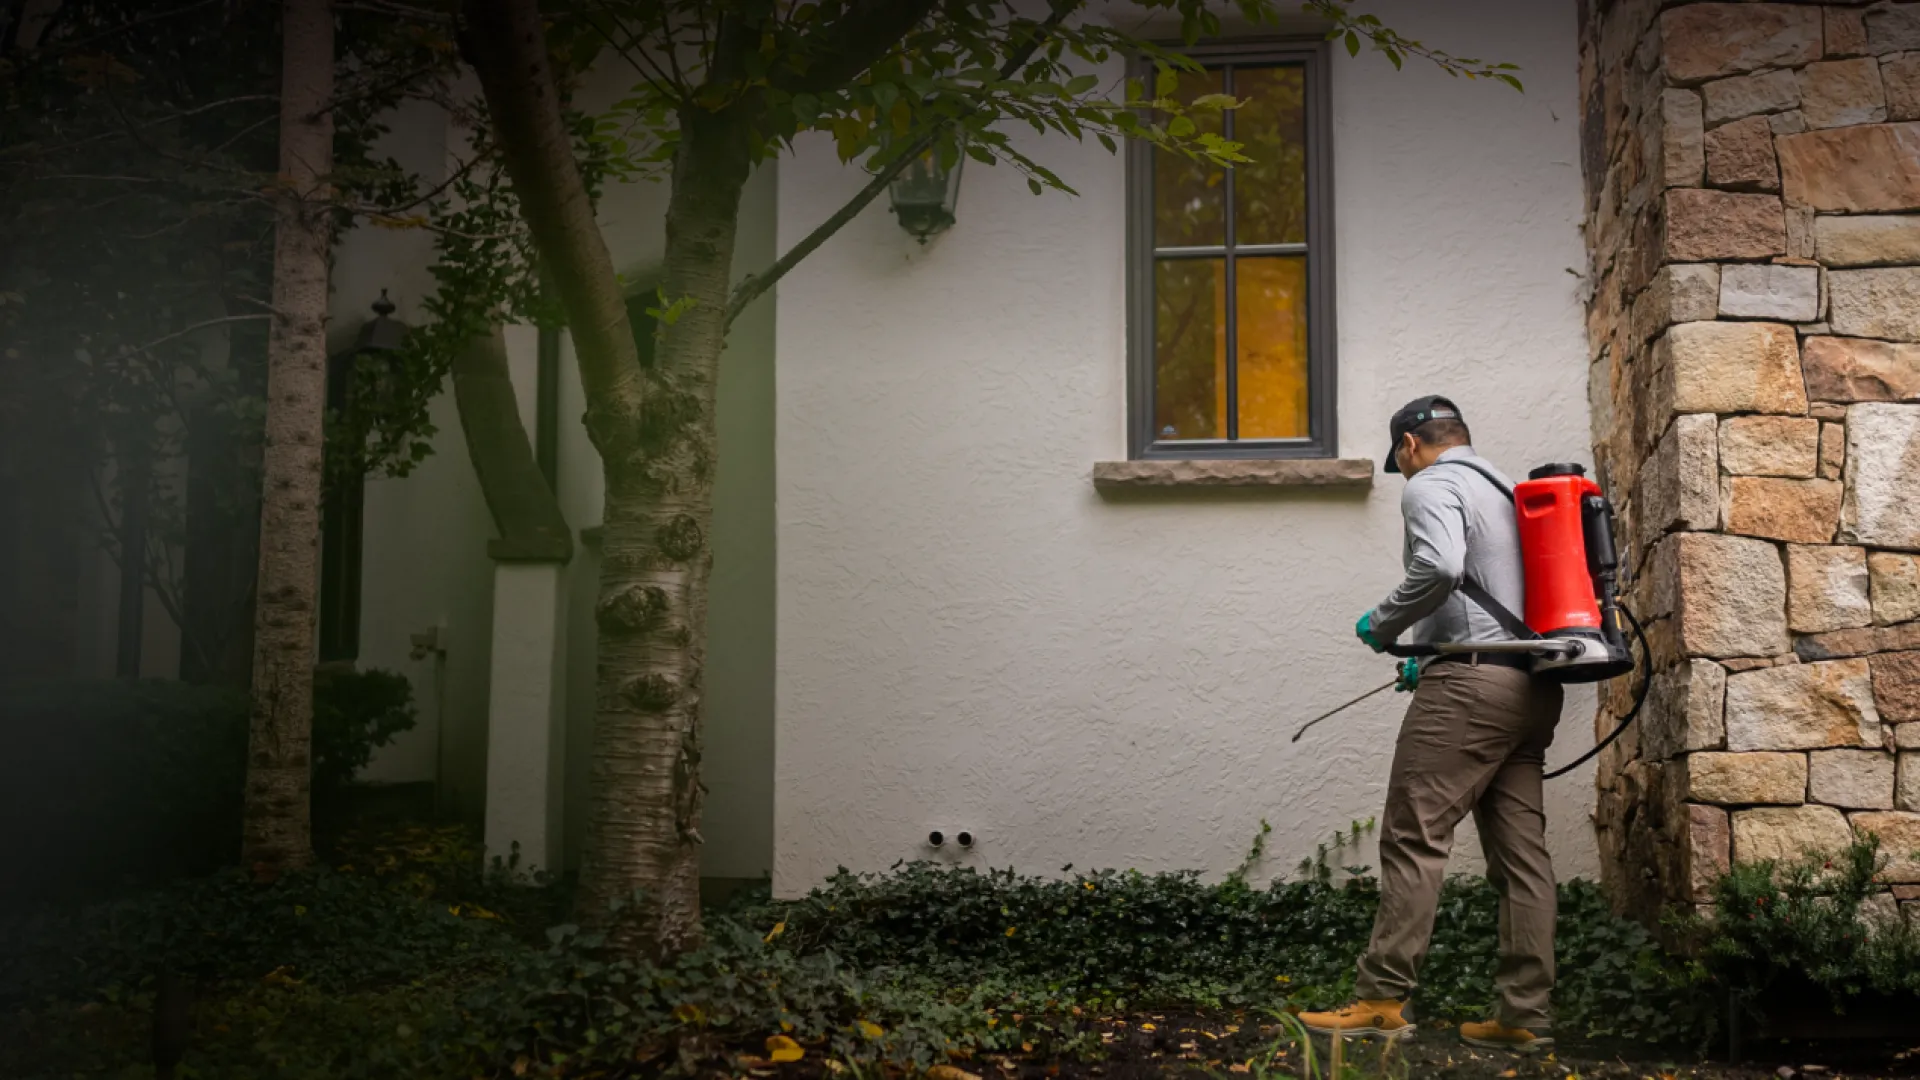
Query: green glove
1356 612 1386 653
1394 658 1421 693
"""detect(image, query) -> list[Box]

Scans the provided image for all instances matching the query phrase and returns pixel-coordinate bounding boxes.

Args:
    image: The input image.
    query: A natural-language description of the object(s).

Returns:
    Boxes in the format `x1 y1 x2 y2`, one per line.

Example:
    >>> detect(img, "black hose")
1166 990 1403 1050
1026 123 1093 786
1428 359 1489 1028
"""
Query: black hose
1544 604 1651 781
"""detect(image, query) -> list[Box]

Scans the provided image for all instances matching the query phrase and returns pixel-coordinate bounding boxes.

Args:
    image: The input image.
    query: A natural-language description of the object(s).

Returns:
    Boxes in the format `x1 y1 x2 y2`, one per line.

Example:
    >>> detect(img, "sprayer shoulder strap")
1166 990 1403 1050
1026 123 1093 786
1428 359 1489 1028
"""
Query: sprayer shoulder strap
1430 459 1539 642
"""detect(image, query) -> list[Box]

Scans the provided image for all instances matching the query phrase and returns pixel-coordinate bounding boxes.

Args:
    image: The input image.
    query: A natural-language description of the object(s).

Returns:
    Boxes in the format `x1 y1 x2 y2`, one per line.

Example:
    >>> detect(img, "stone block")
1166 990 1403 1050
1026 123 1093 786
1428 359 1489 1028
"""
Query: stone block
1779 123 1920 211
1900 721 1920 748
1644 658 1729 761
1799 621 1920 661
1873 650 1920 722
1719 415 1820 478
1639 413 1720 547
1705 115 1779 191
1802 337 1920 402
1669 533 1791 658
1788 544 1873 632
1850 811 1920 881
1685 803 1732 901
1899 752 1920 811
1772 110 1810 136
1798 57 1888 129
1829 268 1920 340
1665 189 1787 261
1635 264 1722 346
1662 5 1823 83
1814 213 1920 266
1840 404 1920 547
1813 403 1850 422
1726 659 1882 751
1719 263 1816 320
1788 205 1817 258
1660 87 1706 188
1684 751 1808 805
1820 421 1847 479
1661 321 1808 416
1809 749 1897 808
1867 4 1920 56
1885 52 1920 121
1863 891 1903 929
1871 553 1920 625
1828 6 1871 59
1724 476 1841 544
1733 805 1853 865
1703 69 1801 123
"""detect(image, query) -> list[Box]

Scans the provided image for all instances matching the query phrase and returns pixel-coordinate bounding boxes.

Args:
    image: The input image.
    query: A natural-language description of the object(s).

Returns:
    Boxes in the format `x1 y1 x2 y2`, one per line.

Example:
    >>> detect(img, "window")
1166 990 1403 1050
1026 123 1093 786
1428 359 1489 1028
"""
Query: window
1128 42 1335 460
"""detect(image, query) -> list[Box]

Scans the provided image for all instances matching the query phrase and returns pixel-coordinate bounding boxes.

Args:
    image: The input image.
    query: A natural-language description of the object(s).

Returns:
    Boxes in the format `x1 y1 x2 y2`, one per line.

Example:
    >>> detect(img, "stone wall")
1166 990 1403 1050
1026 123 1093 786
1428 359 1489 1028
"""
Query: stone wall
1581 0 1920 922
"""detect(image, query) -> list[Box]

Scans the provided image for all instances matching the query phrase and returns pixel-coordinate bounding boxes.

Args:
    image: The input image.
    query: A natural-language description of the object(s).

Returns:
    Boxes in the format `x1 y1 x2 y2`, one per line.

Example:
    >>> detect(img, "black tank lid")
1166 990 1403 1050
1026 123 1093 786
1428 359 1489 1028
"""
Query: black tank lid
1527 462 1587 480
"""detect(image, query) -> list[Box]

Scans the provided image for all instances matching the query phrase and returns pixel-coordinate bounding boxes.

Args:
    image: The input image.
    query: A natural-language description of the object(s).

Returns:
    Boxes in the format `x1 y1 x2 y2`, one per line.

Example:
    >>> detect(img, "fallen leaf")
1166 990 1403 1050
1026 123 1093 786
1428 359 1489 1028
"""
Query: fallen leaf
1140 1023 1156 1032
766 1035 804 1063
672 1003 705 1024
855 1020 884 1039
764 921 786 943
926 1067 981 1080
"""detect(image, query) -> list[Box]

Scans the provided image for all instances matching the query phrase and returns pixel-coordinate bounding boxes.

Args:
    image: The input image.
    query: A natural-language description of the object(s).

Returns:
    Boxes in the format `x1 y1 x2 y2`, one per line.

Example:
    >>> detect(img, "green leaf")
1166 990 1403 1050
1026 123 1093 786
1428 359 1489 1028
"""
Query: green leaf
1345 30 1361 58
1096 133 1117 154
1028 177 1044 195
1066 74 1100 95
1167 115 1195 138
1154 65 1178 99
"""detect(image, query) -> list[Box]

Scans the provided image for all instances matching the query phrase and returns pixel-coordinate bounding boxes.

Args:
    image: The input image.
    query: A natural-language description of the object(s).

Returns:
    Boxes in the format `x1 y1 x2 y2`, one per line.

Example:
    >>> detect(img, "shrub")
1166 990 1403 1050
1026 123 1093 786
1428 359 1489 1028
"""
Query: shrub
0 865 519 1008
0 672 419 907
0 679 250 906
1688 835 1920 1010
312 666 418 793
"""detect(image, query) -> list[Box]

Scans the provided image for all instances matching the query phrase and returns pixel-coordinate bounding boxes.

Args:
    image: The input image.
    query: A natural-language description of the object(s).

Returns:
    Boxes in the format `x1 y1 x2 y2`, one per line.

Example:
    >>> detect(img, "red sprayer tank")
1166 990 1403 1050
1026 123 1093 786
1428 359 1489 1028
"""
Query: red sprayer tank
1513 469 1604 636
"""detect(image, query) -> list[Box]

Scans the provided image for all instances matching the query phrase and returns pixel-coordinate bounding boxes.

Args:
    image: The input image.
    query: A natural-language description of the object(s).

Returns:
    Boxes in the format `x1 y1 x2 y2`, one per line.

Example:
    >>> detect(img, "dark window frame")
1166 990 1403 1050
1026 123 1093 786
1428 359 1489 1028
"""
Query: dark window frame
1126 38 1337 461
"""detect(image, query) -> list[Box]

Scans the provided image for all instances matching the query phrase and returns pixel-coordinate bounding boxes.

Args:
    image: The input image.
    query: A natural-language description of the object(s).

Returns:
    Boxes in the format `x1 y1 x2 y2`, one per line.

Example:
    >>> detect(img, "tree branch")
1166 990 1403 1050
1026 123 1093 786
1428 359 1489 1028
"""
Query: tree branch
124 314 270 359
725 1 1074 328
772 0 942 95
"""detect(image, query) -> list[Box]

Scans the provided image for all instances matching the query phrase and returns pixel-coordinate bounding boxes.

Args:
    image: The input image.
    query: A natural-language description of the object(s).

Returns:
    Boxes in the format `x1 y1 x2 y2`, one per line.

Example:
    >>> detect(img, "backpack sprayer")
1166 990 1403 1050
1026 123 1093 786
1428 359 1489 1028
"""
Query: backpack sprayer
1293 462 1650 781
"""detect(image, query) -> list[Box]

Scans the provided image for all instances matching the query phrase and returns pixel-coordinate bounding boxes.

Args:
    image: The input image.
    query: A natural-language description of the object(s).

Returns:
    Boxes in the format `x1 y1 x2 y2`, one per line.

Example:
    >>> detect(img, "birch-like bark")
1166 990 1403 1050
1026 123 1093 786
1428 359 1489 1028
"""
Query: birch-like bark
466 0 741 955
240 0 334 877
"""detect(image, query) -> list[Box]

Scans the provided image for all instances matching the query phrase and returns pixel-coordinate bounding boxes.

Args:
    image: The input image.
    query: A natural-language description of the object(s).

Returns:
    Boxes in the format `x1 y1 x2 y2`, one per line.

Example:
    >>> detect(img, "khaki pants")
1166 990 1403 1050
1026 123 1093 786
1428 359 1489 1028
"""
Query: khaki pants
1353 661 1565 1031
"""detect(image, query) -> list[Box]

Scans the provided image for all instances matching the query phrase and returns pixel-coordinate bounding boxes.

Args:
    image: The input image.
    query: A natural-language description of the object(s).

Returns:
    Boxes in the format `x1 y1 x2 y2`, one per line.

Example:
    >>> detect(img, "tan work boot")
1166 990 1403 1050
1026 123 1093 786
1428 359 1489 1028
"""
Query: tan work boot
1297 999 1414 1040
1458 1019 1554 1053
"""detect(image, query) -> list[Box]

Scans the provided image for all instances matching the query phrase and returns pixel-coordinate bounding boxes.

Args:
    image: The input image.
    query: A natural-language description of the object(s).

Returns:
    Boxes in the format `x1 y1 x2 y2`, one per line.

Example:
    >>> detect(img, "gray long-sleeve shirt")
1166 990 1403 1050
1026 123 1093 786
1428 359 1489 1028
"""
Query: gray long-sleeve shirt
1367 446 1527 647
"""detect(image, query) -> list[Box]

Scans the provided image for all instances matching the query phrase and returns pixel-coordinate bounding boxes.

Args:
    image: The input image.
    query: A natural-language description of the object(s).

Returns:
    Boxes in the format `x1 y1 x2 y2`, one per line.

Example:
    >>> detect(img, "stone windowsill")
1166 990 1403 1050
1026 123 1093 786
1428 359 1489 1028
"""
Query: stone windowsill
1092 458 1375 490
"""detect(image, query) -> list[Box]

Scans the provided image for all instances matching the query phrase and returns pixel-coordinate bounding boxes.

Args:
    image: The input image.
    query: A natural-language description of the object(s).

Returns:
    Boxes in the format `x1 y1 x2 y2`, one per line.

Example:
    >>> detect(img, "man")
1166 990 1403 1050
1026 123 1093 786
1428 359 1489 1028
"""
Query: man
1297 395 1564 1053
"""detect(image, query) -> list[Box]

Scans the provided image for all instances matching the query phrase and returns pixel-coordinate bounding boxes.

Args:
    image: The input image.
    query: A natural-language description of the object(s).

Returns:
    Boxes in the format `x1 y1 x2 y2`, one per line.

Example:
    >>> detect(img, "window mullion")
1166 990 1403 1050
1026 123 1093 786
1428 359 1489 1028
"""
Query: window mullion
1222 64 1238 443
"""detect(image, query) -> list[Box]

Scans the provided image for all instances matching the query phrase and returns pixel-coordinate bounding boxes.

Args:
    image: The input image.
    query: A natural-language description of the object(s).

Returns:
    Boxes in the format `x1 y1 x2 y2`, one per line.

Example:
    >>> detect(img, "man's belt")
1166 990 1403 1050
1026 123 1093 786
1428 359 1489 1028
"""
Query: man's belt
1428 651 1531 672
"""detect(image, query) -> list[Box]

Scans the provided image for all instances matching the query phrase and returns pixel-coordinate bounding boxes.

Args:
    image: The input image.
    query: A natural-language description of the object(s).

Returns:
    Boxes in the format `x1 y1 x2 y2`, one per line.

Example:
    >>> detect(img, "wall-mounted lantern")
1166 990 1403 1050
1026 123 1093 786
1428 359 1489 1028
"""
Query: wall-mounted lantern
888 139 965 244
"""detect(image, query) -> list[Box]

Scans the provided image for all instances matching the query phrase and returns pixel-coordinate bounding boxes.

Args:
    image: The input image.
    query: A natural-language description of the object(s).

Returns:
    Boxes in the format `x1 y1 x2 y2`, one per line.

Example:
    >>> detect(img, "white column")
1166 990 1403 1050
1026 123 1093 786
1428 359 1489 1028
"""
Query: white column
483 561 568 876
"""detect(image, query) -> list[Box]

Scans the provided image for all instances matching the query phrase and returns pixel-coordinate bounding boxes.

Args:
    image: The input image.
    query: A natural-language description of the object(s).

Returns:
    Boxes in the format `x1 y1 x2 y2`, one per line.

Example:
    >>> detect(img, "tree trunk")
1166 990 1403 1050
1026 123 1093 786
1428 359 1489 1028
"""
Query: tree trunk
464 0 748 955
241 0 334 878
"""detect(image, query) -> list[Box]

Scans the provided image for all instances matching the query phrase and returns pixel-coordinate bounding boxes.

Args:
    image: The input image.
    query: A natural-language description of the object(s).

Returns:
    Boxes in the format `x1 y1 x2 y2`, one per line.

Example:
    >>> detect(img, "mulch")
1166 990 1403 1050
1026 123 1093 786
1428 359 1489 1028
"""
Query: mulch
825 1011 1920 1080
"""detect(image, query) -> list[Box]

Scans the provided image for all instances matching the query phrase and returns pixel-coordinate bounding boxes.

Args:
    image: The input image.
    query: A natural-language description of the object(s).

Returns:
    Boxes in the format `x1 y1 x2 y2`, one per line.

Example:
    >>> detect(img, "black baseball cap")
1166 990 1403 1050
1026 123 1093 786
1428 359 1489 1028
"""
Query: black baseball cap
1384 395 1464 474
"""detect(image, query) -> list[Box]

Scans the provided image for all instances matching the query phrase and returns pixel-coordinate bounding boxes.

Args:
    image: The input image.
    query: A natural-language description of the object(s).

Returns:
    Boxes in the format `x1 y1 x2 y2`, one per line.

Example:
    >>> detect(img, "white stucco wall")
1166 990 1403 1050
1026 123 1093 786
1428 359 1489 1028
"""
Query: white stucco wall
340 99 501 818
772 0 1597 896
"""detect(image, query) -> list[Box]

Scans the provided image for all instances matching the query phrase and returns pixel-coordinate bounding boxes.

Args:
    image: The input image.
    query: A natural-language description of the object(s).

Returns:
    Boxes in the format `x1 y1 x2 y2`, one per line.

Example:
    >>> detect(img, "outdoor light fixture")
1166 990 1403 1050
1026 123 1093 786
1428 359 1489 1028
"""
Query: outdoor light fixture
338 289 409 410
354 288 408 354
887 138 964 244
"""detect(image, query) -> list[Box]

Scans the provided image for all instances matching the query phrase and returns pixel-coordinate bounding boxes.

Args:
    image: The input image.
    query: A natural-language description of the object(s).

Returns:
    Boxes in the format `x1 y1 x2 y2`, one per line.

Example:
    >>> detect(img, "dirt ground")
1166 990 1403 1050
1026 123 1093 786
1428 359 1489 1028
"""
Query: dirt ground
941 1012 1920 1080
